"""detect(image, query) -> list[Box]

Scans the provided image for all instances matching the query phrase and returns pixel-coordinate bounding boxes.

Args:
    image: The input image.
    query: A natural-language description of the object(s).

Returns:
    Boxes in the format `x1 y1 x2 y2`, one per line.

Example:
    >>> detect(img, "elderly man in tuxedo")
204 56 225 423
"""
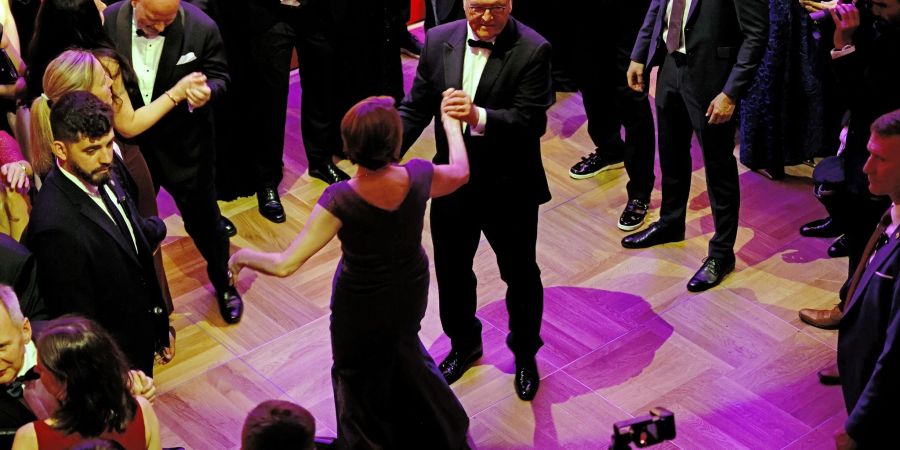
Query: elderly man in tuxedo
835 109 900 450
622 0 768 291
399 0 553 401
104 0 243 324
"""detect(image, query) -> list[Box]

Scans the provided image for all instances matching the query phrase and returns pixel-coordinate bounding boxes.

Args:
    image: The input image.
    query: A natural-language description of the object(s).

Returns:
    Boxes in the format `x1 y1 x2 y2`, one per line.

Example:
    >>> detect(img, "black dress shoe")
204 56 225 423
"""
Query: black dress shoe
621 222 684 249
216 287 244 324
514 364 540 401
828 235 849 258
438 345 483 385
800 217 841 238
309 162 350 185
686 257 735 292
257 187 286 223
221 216 237 237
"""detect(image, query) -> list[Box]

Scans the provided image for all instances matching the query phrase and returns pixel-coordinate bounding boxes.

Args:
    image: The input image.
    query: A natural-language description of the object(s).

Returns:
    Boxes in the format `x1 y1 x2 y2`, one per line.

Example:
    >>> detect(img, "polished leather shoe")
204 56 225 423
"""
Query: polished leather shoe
514 364 540 401
309 162 350 185
257 187 286 223
827 235 848 258
439 345 483 385
799 305 842 330
799 217 841 238
216 287 244 324
221 217 237 237
817 363 840 385
686 257 735 292
621 222 684 249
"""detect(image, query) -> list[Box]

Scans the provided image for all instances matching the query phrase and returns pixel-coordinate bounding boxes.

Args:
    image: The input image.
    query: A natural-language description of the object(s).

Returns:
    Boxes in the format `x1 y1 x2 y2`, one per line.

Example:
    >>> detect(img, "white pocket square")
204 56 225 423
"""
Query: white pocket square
176 52 197 65
875 271 895 280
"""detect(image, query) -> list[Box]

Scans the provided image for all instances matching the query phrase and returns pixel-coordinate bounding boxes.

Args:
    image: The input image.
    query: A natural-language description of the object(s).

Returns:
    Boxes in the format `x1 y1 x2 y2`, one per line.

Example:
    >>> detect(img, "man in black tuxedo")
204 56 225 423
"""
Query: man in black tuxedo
104 0 243 323
835 109 900 450
25 92 170 376
622 0 768 292
425 0 464 30
399 0 553 401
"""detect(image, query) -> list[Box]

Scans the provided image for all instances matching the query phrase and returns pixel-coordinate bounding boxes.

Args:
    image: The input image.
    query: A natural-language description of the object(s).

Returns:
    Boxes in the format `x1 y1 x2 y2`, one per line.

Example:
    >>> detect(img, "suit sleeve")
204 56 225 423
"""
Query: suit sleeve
630 0 661 64
29 228 98 319
200 18 230 104
722 0 768 100
482 41 554 138
398 33 440 155
845 265 900 443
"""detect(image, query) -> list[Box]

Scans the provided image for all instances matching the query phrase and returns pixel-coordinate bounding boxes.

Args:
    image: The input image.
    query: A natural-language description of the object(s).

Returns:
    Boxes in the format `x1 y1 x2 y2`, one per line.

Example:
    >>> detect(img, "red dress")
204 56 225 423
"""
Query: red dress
33 403 146 449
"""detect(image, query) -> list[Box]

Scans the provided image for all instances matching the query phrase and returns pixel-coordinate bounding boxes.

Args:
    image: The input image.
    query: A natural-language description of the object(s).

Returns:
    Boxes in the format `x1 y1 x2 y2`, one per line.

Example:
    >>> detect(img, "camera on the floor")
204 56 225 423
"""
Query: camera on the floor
608 407 676 449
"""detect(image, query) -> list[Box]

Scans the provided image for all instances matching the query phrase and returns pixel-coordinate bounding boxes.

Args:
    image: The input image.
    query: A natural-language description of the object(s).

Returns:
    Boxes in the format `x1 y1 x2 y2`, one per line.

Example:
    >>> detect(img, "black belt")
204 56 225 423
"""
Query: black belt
669 51 688 66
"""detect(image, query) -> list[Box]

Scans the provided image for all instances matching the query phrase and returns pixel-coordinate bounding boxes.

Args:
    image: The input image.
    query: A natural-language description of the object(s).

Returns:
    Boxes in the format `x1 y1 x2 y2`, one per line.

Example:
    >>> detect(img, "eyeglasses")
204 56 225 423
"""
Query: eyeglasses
466 5 508 16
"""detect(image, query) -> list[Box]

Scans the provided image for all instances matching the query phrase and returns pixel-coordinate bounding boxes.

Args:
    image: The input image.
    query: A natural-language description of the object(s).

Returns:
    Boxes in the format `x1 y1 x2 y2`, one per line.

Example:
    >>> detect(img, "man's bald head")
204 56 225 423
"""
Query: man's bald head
132 0 180 38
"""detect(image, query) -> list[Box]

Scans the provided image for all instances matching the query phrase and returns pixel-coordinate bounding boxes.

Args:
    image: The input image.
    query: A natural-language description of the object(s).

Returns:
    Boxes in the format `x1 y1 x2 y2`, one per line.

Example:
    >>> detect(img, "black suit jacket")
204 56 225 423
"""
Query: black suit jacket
630 0 767 102
0 390 35 449
399 18 554 204
25 168 168 374
104 0 229 187
0 234 45 320
838 228 900 446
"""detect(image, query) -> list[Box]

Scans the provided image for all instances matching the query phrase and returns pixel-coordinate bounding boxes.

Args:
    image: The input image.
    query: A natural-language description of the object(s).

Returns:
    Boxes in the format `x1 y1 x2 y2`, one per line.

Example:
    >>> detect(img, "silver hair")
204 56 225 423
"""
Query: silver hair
0 285 25 326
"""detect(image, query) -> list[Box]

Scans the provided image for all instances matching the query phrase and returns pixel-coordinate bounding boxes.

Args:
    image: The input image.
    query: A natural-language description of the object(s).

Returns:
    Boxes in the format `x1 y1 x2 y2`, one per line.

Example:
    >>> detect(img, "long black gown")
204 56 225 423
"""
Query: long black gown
317 159 470 450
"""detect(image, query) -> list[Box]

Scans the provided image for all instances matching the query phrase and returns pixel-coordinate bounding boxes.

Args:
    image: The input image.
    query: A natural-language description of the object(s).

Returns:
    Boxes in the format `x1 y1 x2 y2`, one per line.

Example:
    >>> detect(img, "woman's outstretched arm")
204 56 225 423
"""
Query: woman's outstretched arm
229 205 342 280
430 88 470 198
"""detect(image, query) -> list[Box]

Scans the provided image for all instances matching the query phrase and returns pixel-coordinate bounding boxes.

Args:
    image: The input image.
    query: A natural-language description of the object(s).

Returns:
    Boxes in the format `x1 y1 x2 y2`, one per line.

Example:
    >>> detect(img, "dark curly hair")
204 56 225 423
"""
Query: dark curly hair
36 316 137 437
341 96 402 171
49 91 114 144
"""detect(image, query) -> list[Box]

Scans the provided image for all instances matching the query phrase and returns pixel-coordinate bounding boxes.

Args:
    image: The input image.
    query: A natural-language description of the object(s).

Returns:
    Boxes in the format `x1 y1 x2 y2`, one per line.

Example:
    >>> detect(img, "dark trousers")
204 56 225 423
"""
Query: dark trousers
247 4 342 187
430 186 543 363
574 0 655 202
655 53 740 260
153 165 230 294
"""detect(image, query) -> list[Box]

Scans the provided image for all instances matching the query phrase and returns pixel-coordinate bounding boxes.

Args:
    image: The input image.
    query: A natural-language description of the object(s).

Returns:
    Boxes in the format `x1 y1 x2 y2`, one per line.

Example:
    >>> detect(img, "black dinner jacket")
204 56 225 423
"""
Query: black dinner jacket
630 0 768 102
838 225 900 446
24 167 168 373
103 0 229 186
399 17 554 204
0 234 45 320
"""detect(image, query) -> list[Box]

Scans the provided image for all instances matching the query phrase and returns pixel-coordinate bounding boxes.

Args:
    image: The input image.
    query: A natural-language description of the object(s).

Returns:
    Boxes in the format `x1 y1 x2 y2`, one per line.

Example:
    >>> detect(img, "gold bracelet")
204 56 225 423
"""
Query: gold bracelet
164 90 178 105
18 162 27 173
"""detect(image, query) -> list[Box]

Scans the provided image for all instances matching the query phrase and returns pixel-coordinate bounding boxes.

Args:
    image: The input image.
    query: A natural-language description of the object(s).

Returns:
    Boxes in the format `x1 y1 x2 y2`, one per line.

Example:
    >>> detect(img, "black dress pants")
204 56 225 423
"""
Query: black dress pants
655 53 741 260
246 3 342 187
430 185 544 363
574 0 656 202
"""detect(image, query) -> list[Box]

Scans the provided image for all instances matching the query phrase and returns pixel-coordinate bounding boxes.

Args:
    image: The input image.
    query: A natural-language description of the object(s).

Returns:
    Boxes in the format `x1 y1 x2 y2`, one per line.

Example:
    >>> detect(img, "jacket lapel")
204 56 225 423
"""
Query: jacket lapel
473 18 518 105
844 237 900 315
47 169 142 268
687 0 700 25
443 22 467 90
151 6 186 101
115 2 134 66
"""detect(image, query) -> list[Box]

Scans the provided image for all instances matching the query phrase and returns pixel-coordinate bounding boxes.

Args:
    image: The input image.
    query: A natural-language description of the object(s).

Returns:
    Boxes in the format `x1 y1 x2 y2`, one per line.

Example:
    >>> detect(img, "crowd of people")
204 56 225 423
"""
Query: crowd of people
0 0 896 448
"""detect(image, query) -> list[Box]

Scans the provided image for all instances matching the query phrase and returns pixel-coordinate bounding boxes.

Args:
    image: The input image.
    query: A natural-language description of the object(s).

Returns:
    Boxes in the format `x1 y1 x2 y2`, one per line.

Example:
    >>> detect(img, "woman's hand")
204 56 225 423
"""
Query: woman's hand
1 160 31 191
228 251 245 286
800 0 838 13
127 370 158 403
170 72 207 103
440 89 464 133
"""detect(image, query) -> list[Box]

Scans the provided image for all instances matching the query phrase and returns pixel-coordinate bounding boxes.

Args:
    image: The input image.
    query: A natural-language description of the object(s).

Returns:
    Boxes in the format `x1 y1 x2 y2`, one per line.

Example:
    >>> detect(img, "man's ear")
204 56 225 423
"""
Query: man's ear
22 317 31 344
50 141 67 162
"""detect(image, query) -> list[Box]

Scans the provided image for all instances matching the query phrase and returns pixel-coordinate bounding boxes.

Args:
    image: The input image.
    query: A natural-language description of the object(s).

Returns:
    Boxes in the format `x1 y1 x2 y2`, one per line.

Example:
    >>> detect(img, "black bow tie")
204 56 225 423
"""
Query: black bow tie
136 28 168 38
6 368 38 399
468 39 494 50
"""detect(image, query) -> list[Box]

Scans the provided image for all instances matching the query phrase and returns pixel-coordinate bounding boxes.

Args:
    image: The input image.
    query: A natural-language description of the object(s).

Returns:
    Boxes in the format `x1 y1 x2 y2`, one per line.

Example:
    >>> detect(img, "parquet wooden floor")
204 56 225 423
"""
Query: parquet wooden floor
151 31 847 449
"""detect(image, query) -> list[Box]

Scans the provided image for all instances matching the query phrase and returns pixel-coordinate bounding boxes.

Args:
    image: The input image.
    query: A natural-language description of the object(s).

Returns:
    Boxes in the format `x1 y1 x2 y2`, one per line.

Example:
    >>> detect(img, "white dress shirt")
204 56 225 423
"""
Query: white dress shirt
463 25 490 135
131 18 166 106
662 0 694 54
888 203 899 239
58 155 138 252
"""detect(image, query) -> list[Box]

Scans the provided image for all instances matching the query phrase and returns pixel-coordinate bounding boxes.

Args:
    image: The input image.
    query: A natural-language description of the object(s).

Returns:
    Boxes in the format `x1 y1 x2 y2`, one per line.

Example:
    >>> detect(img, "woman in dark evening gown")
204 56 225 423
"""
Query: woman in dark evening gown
229 96 471 449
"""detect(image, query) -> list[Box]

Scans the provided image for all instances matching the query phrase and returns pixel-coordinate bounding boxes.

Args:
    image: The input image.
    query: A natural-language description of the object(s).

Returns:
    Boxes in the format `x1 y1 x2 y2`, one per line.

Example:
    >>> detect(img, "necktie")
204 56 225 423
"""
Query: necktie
99 182 136 254
6 368 38 399
846 212 893 301
667 0 687 54
468 39 494 50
